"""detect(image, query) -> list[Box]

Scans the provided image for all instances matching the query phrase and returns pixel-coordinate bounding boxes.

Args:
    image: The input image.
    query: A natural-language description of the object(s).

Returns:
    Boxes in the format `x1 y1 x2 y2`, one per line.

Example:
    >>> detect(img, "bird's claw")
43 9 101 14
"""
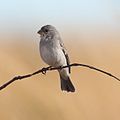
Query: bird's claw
41 66 52 75
41 68 47 75
48 66 52 70
59 66 63 70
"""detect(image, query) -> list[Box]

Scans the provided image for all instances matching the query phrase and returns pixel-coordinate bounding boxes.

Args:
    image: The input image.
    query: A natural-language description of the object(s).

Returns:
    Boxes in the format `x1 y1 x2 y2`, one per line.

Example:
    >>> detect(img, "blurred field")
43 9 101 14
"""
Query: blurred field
0 28 120 120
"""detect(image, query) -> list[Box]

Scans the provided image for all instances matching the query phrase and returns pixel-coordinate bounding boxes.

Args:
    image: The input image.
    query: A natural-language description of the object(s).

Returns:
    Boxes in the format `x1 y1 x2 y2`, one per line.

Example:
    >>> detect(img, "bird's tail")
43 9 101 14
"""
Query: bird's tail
60 75 75 92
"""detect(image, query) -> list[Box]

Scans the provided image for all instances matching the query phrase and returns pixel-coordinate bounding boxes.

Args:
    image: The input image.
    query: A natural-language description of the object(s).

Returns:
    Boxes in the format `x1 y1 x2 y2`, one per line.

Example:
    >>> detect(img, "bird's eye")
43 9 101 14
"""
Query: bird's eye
44 29 48 33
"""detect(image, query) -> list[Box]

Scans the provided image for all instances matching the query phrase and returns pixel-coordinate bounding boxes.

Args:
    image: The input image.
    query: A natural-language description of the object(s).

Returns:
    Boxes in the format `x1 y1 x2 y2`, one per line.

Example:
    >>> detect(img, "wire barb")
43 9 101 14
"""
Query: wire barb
0 63 119 91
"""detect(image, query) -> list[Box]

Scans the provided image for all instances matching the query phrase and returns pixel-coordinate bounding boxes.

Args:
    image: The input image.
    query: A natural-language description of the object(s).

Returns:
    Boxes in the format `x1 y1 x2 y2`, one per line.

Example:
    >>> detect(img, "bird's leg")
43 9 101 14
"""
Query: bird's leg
59 66 63 70
41 66 52 75
48 66 52 70
41 68 47 75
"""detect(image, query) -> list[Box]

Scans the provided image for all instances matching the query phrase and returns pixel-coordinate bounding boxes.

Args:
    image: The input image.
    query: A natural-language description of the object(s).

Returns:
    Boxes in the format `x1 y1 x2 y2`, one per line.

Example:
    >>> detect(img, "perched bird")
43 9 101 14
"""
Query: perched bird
37 25 75 92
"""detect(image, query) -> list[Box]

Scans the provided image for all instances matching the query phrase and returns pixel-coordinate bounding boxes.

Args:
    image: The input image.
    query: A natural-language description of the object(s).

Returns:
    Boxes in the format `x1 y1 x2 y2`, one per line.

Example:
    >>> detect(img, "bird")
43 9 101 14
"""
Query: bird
37 25 75 92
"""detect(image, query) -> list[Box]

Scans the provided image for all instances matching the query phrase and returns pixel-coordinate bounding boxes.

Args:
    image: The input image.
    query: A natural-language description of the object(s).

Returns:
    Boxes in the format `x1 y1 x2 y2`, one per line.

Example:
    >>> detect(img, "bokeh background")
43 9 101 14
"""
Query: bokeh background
0 0 120 120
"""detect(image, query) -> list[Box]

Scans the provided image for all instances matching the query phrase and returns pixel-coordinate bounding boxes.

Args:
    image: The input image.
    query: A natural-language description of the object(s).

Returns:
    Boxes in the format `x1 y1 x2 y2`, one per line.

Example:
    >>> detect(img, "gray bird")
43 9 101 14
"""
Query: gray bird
37 25 75 92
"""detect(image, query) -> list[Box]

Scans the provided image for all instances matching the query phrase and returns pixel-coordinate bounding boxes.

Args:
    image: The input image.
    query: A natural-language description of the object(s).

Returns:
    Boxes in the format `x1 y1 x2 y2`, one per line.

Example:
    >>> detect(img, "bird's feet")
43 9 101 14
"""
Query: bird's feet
41 68 47 75
41 66 52 75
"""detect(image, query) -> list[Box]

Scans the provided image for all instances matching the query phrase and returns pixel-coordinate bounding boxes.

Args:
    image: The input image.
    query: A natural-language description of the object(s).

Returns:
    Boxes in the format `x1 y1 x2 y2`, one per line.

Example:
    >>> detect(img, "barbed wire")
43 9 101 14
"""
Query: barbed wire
0 63 119 91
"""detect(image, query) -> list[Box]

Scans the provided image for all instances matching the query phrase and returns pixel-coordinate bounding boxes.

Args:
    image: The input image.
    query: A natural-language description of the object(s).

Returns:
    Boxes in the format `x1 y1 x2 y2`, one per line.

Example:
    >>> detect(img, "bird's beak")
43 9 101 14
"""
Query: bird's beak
37 30 43 35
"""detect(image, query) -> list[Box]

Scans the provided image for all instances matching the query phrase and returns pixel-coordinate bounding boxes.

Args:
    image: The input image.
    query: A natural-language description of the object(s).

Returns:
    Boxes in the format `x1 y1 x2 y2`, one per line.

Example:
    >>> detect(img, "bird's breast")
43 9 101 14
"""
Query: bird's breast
40 44 66 67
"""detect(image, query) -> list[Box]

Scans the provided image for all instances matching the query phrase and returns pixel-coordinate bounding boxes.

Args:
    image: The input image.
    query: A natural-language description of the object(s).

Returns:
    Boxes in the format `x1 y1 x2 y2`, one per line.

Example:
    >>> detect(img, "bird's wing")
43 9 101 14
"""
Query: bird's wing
59 39 71 73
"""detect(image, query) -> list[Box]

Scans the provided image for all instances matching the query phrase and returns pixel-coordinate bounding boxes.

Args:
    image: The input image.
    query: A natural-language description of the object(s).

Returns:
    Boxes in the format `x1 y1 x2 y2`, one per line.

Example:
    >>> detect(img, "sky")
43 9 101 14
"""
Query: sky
0 0 119 38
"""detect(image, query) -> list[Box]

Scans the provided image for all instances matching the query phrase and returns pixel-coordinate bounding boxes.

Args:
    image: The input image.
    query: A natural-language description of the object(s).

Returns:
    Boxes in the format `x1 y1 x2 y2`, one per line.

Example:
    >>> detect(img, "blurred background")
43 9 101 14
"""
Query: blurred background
0 0 120 120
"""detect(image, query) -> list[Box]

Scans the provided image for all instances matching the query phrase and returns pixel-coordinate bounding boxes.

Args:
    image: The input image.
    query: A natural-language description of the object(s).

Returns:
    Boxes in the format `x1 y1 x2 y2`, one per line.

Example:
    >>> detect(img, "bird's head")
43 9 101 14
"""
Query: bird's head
37 25 58 38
